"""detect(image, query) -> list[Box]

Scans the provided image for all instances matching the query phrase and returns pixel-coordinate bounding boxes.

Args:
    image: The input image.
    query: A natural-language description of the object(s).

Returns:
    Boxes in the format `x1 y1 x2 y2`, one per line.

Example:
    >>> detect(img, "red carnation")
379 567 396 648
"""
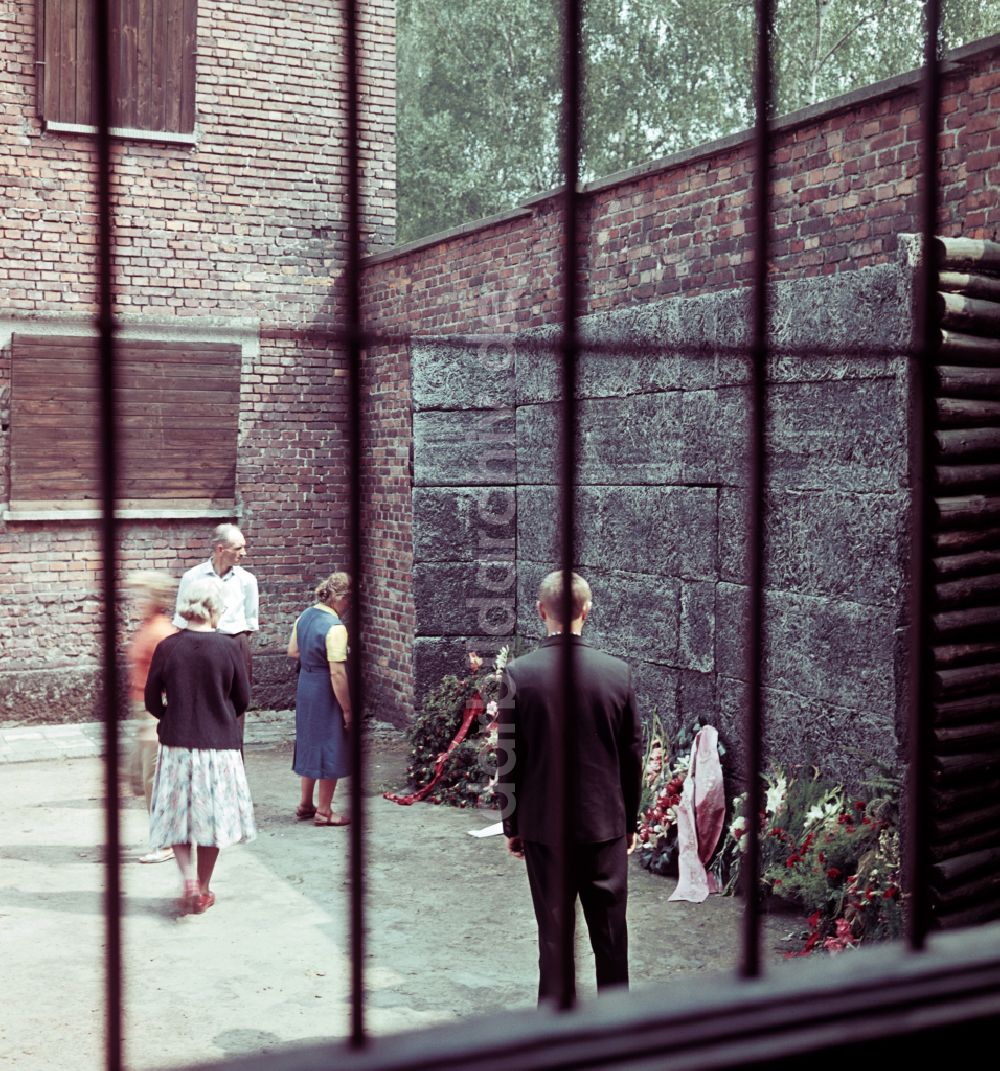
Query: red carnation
827 867 842 880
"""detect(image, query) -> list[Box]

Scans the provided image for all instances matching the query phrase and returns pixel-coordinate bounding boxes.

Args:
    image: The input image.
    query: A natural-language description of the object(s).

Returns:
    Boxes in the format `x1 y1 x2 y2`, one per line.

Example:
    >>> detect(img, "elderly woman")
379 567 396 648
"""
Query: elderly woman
125 571 177 864
288 571 352 826
145 577 256 914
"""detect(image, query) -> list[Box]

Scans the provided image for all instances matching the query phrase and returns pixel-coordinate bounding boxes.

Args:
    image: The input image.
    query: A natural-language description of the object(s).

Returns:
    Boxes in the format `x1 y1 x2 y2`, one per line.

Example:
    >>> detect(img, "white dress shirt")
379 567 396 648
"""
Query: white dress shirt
173 560 260 634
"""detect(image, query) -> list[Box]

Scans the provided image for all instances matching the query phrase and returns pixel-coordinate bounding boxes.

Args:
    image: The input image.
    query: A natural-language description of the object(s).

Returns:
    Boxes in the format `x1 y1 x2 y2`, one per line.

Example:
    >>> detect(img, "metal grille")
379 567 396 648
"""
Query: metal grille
84 1 1000 1068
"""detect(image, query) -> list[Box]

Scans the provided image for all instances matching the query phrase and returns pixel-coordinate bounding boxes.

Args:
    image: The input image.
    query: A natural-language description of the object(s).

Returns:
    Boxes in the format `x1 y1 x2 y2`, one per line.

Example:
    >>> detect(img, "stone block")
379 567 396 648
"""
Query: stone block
251 652 298 712
517 395 685 486
719 488 908 605
414 562 518 636
718 676 898 790
680 386 750 485
768 377 906 493
413 486 516 563
413 408 515 487
517 485 718 580
411 337 515 412
716 584 896 713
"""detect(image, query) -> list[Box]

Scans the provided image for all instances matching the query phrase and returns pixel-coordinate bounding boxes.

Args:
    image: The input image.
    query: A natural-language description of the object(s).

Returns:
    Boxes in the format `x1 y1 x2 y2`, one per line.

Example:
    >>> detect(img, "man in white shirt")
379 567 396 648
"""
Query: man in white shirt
174 524 259 724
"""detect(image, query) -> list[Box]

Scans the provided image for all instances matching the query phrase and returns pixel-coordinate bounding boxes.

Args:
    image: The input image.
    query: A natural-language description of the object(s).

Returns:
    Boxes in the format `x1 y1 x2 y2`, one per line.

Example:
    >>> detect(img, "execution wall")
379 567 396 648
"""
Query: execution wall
360 35 1000 736
410 256 914 781
0 0 395 720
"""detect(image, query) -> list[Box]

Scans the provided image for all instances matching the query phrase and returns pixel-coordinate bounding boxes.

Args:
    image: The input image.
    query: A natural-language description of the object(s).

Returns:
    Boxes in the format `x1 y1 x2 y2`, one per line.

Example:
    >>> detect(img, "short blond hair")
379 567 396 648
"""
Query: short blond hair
315 571 351 604
126 571 177 613
537 570 592 623
178 577 225 625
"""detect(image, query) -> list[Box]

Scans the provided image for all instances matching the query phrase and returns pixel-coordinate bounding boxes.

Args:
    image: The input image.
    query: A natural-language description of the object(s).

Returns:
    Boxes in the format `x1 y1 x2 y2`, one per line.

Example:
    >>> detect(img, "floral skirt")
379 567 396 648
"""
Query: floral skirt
148 745 257 850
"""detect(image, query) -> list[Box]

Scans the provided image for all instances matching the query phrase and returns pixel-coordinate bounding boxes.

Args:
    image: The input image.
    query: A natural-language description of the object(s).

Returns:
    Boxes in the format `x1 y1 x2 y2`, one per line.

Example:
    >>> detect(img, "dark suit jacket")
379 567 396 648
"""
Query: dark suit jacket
498 634 643 845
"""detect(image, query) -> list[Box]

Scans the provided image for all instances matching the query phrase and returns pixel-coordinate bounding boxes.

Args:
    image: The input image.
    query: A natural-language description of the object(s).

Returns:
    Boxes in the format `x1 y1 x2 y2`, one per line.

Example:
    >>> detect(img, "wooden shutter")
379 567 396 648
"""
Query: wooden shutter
38 0 197 134
10 334 241 509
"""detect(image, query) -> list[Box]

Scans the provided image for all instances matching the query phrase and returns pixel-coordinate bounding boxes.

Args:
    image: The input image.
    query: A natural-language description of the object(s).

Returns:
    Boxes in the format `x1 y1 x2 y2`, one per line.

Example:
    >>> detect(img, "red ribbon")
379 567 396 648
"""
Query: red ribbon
383 691 486 806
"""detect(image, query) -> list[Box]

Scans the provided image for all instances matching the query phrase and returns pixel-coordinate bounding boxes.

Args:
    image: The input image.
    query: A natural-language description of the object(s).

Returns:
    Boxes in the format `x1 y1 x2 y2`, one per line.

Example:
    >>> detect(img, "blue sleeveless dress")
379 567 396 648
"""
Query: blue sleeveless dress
292 606 351 780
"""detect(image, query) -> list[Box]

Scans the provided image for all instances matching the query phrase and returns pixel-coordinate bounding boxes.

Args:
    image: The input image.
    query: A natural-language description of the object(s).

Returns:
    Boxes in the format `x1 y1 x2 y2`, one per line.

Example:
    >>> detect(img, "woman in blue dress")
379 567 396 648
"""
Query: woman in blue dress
288 572 353 826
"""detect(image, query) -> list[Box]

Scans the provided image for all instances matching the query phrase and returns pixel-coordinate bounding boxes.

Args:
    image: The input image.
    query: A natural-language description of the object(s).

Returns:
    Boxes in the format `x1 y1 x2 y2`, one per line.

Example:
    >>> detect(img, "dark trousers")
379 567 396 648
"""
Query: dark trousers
523 837 629 1004
224 632 253 751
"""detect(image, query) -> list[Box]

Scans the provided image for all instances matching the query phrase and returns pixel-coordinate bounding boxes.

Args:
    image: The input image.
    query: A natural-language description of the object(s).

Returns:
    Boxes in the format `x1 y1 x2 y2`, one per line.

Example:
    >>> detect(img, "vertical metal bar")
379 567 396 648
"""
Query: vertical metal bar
740 0 774 981
906 0 942 952
93 2 123 1068
557 0 583 1013
343 0 368 1047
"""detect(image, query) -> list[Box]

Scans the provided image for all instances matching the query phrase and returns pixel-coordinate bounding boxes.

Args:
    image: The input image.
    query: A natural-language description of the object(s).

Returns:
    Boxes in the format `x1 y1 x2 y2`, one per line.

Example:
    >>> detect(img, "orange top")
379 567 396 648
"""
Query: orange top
127 614 177 701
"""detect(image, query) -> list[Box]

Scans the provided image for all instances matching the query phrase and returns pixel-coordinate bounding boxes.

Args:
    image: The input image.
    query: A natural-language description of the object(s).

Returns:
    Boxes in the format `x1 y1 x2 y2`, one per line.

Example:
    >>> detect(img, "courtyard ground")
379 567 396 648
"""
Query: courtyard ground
1 727 799 1070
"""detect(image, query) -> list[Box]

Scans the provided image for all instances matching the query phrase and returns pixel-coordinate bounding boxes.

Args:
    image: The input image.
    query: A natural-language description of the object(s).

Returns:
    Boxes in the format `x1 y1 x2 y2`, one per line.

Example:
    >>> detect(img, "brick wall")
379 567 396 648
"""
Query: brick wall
359 34 1000 725
0 0 395 721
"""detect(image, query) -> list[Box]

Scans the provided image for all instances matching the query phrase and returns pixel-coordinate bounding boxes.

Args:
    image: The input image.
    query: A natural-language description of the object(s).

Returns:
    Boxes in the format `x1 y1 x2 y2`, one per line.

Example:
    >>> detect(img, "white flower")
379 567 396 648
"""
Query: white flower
765 774 787 817
486 700 498 719
493 646 510 678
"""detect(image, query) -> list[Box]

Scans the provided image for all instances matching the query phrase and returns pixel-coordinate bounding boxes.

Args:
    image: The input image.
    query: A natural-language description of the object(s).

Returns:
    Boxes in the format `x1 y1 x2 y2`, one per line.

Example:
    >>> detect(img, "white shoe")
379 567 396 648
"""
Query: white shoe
139 848 174 864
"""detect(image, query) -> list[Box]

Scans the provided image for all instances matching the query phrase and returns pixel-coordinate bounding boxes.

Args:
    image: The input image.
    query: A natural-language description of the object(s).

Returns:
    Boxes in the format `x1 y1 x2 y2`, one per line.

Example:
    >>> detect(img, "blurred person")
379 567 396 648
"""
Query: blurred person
125 570 177 864
496 570 643 1004
146 577 256 914
287 572 353 826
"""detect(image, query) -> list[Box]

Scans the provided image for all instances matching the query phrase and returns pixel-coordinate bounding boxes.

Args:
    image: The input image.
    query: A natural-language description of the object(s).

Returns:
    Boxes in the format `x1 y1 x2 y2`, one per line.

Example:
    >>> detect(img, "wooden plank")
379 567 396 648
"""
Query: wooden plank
163 0 181 132
150 0 167 132
935 427 1000 459
14 334 241 355
933 605 1000 639
933 641 1000 667
934 527 1000 555
136 0 153 131
937 398 1000 427
179 0 197 133
939 330 1000 366
935 495 1000 529
110 0 126 124
939 272 1000 303
938 292 1000 336
57 0 78 123
935 694 1000 727
935 550 1000 581
936 365 1000 400
121 0 139 129
75 0 94 125
935 464 1000 492
933 663 1000 698
935 236 1000 273
935 725 1000 756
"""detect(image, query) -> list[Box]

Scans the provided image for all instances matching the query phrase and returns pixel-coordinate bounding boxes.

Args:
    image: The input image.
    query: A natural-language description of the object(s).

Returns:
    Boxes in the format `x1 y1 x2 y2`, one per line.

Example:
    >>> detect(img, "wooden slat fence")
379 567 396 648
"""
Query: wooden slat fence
930 236 1000 928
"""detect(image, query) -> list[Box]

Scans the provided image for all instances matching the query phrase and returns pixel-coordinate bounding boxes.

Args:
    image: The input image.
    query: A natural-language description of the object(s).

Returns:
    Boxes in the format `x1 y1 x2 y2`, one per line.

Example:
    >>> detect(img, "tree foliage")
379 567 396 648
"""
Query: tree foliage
397 0 1000 243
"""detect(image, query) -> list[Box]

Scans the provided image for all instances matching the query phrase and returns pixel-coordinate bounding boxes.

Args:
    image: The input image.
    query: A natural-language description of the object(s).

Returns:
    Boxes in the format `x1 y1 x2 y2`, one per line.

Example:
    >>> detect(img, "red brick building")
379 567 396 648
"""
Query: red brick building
0 0 395 719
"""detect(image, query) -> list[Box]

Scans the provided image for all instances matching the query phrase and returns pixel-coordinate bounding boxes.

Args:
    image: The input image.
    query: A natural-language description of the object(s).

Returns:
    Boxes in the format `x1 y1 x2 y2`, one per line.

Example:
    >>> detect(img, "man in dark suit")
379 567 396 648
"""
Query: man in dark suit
497 570 643 1003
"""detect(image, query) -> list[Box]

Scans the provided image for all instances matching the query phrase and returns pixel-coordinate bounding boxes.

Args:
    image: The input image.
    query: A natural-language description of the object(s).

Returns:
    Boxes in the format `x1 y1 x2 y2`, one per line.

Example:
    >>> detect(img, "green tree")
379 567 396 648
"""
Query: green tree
397 0 1000 243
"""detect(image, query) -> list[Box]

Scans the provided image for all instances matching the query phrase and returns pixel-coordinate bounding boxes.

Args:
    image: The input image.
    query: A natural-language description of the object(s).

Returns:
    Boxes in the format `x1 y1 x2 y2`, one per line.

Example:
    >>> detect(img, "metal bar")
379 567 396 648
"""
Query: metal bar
343 0 368 1047
94 2 122 1069
557 0 583 1013
740 0 774 982
906 0 942 952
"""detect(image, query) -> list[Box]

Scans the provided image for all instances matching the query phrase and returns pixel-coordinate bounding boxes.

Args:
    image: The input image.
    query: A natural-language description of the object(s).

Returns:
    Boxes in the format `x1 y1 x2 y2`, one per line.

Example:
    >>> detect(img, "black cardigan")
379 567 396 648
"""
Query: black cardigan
144 630 250 750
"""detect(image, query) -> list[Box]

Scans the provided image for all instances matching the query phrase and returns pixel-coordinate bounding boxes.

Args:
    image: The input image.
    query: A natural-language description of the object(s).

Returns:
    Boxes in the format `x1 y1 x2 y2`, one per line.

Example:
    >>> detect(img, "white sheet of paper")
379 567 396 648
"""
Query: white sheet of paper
467 821 504 838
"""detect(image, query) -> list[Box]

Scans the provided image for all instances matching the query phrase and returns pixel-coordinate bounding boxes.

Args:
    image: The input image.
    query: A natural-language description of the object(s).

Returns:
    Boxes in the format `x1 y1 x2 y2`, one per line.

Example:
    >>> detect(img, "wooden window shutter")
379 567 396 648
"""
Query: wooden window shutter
9 334 240 510
38 0 197 134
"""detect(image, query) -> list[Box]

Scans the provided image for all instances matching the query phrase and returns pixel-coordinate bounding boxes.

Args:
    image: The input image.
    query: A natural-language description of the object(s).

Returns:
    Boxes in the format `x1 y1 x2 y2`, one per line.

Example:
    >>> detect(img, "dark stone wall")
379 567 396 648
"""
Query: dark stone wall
411 247 913 784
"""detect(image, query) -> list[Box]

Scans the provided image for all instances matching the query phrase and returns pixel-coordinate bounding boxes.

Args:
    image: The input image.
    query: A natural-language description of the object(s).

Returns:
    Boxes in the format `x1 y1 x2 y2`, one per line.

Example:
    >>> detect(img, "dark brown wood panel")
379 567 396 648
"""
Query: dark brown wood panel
40 0 195 133
10 333 240 506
